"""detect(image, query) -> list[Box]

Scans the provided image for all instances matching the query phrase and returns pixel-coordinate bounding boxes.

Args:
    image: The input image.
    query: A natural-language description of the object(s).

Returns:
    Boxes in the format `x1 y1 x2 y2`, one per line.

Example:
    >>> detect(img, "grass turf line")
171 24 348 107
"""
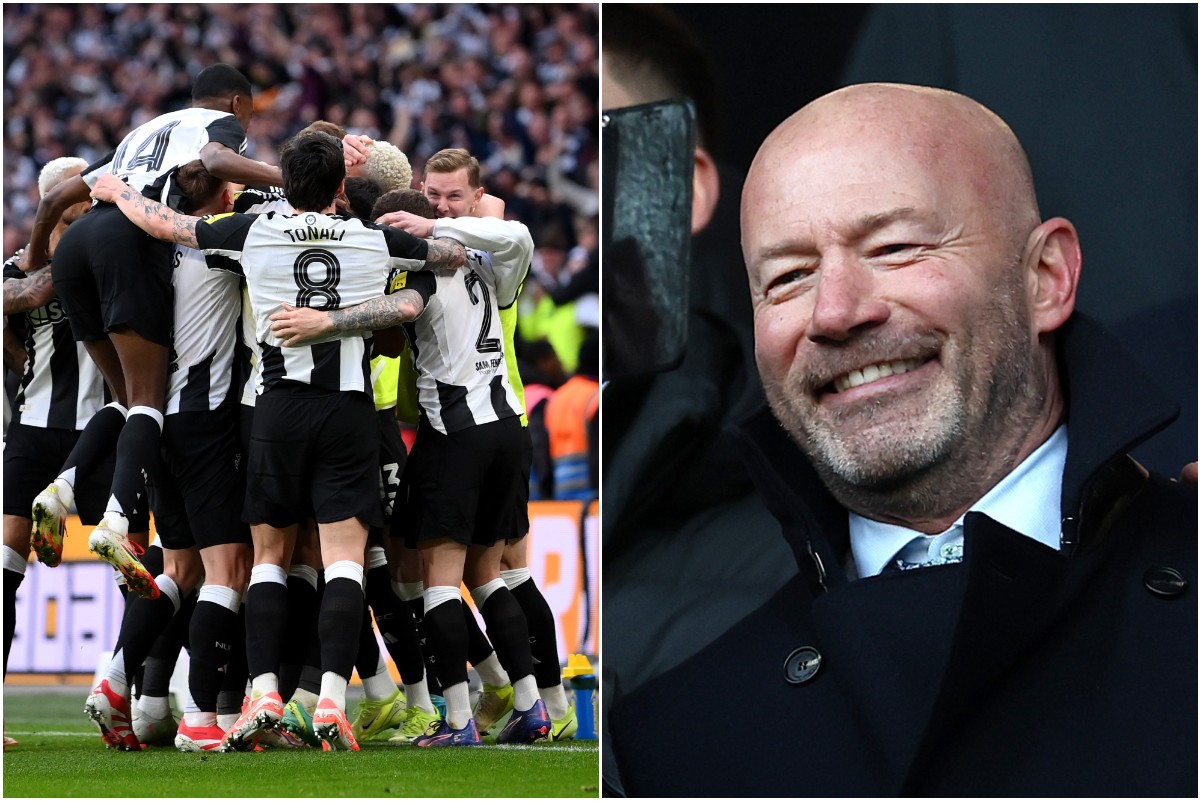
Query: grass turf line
3 693 599 798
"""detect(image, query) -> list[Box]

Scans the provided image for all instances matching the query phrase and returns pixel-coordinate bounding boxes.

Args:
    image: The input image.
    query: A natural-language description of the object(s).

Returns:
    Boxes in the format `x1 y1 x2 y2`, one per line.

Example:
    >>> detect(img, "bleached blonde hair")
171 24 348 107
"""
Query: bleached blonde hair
362 140 412 193
38 157 89 198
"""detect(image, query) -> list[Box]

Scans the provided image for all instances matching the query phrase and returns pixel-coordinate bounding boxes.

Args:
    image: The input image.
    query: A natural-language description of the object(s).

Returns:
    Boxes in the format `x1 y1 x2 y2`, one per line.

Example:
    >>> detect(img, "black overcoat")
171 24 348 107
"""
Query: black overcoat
610 315 1198 797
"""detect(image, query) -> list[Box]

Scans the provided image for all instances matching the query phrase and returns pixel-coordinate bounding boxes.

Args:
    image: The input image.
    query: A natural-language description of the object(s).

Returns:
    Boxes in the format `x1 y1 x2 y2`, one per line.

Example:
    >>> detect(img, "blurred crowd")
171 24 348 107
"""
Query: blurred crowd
3 3 598 422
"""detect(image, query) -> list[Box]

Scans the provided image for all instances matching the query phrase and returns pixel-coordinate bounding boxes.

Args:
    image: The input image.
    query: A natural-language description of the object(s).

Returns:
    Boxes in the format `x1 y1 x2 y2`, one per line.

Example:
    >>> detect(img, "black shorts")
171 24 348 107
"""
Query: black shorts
239 402 255 457
245 386 381 529
370 408 408 544
147 408 250 550
2 421 113 524
405 415 524 548
51 203 175 347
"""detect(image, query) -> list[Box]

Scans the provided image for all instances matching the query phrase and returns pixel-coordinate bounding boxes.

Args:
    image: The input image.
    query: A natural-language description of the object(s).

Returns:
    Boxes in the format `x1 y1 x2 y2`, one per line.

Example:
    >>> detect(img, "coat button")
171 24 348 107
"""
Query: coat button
784 646 822 685
1144 567 1188 599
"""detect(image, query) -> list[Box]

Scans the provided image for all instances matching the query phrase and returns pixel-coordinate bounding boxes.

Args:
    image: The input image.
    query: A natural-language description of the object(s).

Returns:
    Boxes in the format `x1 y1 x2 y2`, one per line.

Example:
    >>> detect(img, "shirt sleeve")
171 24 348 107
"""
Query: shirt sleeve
374 223 431 264
385 269 436 305
205 114 248 155
195 212 258 275
80 150 117 188
432 216 533 308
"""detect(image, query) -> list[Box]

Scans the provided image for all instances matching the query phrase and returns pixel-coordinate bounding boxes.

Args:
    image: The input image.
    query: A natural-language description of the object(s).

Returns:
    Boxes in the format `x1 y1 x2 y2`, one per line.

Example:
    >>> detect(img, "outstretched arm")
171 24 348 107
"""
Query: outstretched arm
375 209 434 237
373 212 468 271
268 289 426 347
24 175 91 272
90 173 201 248
199 141 283 187
425 237 467 271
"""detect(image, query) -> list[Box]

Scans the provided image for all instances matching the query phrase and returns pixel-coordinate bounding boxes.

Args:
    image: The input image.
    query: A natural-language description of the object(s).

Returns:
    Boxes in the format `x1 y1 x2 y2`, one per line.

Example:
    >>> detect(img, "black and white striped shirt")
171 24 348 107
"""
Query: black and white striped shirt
194 210 433 395
231 186 293 407
4 257 106 429
165 244 241 414
405 216 532 434
81 107 246 208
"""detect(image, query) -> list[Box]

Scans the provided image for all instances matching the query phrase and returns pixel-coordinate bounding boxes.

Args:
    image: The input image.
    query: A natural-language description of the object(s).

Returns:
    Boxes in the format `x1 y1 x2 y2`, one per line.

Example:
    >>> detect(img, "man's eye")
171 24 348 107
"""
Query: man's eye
873 243 919 257
765 268 811 295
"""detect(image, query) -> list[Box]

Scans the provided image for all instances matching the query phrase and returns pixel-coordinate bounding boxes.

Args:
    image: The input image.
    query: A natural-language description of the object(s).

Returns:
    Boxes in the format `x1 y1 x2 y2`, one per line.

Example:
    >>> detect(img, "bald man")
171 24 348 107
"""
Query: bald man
608 83 1197 796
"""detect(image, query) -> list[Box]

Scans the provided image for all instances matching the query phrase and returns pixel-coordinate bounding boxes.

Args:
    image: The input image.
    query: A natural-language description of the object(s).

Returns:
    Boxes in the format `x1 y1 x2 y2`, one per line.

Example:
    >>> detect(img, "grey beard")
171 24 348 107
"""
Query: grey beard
802 402 970 521
771 391 977 523
768 293 1046 525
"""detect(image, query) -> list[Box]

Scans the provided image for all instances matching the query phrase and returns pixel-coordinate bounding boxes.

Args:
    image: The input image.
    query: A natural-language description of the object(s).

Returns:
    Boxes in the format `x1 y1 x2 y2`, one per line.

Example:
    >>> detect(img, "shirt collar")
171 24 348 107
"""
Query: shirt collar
850 425 1068 578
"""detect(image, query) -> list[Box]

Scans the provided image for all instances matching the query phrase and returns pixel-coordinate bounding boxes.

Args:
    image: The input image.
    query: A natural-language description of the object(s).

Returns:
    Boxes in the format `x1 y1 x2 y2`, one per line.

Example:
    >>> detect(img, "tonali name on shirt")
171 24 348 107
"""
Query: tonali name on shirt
283 224 347 243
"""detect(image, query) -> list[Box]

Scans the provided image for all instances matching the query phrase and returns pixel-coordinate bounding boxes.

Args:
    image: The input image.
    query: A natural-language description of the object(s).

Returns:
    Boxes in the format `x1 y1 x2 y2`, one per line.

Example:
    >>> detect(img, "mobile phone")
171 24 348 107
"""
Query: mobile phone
601 98 695 379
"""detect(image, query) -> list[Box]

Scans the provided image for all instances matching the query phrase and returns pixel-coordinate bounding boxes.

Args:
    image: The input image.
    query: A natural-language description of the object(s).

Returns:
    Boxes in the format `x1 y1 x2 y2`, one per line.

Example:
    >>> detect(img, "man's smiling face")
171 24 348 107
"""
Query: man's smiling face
742 87 1046 501
422 167 483 219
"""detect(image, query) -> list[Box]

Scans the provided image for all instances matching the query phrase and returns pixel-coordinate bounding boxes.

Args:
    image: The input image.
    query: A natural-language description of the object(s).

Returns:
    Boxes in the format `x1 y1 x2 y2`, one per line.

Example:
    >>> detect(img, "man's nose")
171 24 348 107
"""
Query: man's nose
806 255 890 343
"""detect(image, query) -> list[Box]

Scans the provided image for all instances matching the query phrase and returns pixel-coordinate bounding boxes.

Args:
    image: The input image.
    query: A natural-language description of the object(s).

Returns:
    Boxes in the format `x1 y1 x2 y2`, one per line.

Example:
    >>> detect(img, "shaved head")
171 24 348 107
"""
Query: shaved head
745 84 1039 271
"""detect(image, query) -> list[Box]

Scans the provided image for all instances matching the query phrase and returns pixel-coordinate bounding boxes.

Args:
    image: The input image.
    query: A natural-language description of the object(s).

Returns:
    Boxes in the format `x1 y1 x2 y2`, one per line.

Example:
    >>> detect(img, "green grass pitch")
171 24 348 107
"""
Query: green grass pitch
2 692 599 797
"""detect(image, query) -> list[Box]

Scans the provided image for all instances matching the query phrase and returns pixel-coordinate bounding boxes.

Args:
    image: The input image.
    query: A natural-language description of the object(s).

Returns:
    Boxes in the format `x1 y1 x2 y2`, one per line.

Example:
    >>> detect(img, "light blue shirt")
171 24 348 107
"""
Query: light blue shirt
850 425 1068 578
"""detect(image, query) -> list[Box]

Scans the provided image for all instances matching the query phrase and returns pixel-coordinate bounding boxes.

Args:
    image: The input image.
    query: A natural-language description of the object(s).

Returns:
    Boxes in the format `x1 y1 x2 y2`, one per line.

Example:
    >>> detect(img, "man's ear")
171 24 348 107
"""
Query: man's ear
1024 217 1081 335
691 146 720 235
474 192 505 218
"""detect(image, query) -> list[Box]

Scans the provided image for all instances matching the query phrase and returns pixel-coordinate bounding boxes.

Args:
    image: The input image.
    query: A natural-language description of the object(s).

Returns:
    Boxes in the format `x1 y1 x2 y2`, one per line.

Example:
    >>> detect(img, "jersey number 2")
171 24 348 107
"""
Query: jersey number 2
464 270 501 354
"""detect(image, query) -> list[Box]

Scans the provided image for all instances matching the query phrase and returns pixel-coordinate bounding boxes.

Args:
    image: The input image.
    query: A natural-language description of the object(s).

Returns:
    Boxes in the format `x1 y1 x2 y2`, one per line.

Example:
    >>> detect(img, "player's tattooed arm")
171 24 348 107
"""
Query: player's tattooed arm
377 215 464 269
327 289 427 332
3 267 56 314
268 289 427 347
425 237 467 270
90 173 200 249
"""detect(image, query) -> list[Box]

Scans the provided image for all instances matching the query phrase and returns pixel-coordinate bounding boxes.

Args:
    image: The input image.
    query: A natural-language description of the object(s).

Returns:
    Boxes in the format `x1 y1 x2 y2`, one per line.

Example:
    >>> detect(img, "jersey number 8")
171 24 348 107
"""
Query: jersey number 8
294 248 342 309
